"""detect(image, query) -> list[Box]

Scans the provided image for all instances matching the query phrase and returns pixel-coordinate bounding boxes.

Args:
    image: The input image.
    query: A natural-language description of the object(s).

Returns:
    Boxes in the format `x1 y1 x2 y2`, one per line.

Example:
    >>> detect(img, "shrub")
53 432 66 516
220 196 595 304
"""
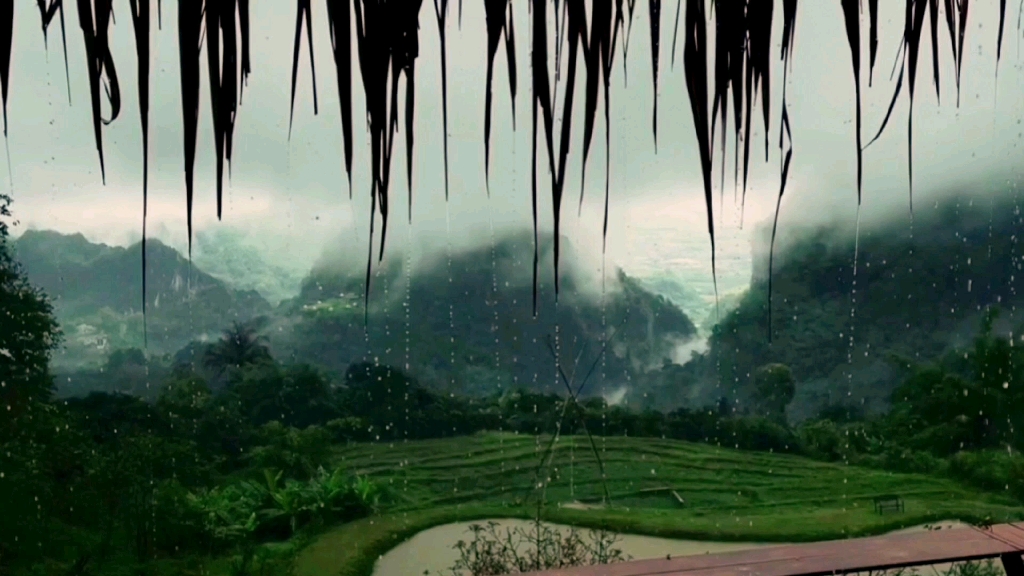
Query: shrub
948 450 1024 501
799 420 845 461
152 479 208 555
326 417 367 442
439 520 630 576
878 447 946 475
246 422 332 479
724 417 801 453
187 465 382 548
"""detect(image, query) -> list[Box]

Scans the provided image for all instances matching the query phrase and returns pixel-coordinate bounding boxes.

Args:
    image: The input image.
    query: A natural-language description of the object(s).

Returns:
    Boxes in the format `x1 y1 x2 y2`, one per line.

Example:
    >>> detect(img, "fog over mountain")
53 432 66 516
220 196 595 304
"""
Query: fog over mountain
666 185 1024 421
13 228 699 403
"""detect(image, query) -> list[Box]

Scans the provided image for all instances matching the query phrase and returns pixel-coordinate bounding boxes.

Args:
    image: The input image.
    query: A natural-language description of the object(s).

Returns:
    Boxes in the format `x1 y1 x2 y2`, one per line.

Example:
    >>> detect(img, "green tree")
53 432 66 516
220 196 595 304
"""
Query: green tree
965 308 1024 449
752 363 796 422
887 366 984 455
101 347 164 397
158 374 214 444
0 194 64 569
275 364 338 429
246 422 332 479
106 347 147 371
883 312 1022 455
0 193 62 441
230 361 337 429
204 320 272 376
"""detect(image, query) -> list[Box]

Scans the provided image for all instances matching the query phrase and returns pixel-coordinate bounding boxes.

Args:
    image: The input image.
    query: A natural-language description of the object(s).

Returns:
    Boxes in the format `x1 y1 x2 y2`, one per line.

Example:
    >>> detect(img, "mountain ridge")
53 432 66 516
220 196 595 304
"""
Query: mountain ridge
272 230 699 399
14 229 701 403
680 191 1024 421
13 230 272 368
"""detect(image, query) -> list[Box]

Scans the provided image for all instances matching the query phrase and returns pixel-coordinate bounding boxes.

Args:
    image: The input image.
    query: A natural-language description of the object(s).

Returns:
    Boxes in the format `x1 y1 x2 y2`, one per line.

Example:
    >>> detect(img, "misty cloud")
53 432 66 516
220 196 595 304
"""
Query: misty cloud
2 0 1022 301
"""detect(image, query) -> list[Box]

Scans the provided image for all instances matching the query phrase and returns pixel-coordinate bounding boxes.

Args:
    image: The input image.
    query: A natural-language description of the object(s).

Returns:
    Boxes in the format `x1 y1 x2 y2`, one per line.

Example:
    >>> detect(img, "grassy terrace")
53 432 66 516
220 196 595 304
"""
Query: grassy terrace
292 432 1024 576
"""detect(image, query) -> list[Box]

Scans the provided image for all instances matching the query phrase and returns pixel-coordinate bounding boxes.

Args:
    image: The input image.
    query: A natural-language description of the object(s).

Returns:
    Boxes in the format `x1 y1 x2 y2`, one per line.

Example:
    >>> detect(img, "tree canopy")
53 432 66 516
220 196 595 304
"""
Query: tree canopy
0 193 61 441
5 1 1014 319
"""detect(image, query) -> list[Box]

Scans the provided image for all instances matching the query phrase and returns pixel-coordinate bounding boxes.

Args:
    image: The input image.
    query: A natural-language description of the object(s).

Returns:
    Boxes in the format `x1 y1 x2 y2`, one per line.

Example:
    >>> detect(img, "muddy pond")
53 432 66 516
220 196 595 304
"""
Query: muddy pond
372 518 773 576
371 519 973 576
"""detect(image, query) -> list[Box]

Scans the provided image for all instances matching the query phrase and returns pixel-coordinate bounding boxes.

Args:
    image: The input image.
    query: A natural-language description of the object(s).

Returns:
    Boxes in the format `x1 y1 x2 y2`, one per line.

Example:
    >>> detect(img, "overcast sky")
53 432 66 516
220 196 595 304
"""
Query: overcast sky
3 0 1024 280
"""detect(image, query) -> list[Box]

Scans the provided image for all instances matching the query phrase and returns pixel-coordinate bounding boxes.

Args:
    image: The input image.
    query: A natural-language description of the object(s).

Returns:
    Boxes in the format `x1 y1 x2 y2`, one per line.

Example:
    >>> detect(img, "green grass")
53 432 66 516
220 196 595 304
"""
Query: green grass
291 432 1024 576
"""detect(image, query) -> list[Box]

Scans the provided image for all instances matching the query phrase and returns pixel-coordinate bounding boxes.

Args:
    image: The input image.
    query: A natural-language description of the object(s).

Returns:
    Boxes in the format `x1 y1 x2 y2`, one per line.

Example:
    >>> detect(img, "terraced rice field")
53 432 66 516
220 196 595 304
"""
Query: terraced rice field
293 432 1024 576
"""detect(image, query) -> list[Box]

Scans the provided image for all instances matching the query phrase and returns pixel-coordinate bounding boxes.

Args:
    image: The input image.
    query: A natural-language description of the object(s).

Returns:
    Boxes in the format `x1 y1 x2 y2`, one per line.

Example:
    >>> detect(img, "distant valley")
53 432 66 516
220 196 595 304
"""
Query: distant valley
19 190 1024 421
13 229 700 402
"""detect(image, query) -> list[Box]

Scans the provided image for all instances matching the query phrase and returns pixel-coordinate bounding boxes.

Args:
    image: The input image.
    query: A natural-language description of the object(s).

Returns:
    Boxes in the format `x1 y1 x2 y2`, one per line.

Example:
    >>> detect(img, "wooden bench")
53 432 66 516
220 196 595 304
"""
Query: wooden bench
873 494 904 514
523 523 1024 576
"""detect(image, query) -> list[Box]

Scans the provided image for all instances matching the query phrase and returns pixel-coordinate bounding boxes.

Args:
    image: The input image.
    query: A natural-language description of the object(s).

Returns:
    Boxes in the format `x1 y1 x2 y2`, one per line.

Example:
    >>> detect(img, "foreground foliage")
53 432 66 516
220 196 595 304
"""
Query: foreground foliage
438 520 629 576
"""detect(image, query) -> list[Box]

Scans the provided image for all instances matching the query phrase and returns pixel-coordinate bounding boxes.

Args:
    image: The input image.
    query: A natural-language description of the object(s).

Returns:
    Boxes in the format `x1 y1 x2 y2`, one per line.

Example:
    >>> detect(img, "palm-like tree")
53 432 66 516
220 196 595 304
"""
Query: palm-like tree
203 320 272 375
